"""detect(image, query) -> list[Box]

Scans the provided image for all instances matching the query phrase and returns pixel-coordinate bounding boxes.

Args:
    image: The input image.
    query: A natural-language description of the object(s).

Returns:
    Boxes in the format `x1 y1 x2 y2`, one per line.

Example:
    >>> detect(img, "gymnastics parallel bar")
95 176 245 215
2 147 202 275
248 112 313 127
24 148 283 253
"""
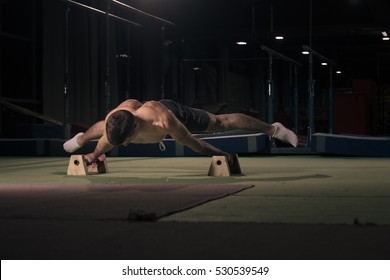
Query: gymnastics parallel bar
302 45 336 145
302 45 337 66
0 98 63 126
64 0 142 28
111 0 176 27
261 45 302 67
260 45 302 138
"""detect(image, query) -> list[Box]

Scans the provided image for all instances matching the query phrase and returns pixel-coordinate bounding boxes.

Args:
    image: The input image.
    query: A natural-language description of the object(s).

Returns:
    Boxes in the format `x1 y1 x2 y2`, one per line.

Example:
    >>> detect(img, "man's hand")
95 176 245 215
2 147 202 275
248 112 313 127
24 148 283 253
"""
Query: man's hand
84 153 106 164
84 153 106 173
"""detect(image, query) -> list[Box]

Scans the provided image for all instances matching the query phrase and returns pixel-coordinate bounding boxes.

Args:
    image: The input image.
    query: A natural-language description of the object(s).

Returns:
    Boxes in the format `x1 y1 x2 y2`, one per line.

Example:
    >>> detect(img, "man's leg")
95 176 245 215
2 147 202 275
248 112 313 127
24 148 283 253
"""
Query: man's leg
205 113 298 147
63 121 105 153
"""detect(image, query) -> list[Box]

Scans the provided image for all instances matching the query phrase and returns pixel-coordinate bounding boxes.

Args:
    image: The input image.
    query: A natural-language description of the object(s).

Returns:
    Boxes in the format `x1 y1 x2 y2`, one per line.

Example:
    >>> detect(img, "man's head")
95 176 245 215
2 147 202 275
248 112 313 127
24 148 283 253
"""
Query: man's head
106 110 137 146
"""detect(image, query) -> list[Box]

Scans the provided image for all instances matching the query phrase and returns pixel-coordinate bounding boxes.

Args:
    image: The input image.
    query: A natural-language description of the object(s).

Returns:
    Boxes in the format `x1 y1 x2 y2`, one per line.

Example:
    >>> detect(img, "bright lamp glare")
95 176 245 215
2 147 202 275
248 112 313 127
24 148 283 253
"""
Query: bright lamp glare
302 51 309 55
236 41 247 45
275 36 284 40
382 37 390 41
321 62 328 66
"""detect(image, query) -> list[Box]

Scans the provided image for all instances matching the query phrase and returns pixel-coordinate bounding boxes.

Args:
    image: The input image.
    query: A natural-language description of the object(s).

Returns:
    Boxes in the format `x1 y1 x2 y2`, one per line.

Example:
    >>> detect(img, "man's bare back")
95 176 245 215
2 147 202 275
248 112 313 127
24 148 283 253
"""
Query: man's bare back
109 100 188 145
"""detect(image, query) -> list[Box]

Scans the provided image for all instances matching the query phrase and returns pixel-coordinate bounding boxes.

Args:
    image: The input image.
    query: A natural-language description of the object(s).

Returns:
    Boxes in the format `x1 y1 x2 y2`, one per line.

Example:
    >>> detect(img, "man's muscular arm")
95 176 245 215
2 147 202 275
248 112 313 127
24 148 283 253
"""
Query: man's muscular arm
164 111 232 159
84 134 113 163
179 133 232 158
83 99 139 163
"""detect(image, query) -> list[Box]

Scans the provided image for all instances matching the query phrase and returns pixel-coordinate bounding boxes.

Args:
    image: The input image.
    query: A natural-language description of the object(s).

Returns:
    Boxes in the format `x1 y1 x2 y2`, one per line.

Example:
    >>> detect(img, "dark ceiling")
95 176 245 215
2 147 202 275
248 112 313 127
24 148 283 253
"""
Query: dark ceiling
130 0 390 45
125 0 390 82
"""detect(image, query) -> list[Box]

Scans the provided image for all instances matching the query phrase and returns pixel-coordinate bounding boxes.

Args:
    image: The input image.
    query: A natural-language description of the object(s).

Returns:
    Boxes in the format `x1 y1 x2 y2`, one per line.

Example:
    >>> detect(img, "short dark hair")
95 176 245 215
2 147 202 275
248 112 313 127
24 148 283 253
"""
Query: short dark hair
106 110 137 145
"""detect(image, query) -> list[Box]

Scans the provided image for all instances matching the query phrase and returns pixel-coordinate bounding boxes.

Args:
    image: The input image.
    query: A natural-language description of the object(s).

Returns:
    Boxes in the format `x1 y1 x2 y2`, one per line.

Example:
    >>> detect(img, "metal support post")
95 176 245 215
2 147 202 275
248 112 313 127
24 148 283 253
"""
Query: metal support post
64 5 71 139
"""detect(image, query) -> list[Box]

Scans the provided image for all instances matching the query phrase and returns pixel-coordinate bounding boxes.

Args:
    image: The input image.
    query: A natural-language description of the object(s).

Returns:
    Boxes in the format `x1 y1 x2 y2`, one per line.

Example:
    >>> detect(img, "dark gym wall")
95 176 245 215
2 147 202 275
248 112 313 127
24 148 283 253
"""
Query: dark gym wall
42 0 166 126
2 0 389 138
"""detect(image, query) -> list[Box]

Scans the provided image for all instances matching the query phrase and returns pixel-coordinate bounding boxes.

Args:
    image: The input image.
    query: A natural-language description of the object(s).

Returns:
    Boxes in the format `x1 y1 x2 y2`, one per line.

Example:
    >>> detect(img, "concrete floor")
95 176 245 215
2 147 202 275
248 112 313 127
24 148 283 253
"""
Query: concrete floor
1 155 390 259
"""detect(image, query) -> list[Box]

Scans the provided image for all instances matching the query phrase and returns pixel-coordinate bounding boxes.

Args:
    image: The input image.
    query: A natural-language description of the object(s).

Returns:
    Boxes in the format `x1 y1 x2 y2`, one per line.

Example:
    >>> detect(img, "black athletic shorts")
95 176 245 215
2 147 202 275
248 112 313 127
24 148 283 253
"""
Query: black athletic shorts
159 99 210 133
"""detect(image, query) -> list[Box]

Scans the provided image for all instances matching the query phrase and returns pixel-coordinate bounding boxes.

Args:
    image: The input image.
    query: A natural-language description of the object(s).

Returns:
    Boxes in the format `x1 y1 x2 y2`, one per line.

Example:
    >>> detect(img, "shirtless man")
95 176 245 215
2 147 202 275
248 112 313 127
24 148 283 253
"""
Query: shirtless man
63 99 298 163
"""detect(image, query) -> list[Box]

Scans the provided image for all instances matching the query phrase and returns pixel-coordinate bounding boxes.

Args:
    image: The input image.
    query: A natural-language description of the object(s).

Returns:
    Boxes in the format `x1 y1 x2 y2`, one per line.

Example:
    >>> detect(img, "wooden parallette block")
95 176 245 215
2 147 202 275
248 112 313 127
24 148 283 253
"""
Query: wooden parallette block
208 154 242 176
66 155 108 175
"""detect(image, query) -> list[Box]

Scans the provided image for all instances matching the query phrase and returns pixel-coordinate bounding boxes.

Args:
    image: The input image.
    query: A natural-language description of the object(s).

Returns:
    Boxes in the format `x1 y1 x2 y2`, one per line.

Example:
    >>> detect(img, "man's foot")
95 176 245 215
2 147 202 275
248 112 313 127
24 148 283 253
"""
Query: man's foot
63 132 84 153
272 122 298 147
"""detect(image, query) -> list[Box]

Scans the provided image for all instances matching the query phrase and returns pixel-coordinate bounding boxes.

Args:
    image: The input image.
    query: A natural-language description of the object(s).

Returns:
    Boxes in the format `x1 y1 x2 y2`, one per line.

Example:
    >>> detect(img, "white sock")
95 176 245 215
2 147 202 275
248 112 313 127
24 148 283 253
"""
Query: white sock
63 132 84 153
272 122 298 147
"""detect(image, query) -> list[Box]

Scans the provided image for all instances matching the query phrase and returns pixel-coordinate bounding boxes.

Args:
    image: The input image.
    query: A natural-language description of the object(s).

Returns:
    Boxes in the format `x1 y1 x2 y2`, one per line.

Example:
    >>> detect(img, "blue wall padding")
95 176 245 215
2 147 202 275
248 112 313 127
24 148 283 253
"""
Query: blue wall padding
312 133 390 157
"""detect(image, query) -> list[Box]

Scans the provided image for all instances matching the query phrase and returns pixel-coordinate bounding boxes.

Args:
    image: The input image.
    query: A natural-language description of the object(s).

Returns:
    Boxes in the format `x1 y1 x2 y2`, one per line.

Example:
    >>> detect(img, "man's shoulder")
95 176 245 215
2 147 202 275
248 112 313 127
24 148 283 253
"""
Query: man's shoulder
141 100 160 106
117 99 143 110
141 101 169 112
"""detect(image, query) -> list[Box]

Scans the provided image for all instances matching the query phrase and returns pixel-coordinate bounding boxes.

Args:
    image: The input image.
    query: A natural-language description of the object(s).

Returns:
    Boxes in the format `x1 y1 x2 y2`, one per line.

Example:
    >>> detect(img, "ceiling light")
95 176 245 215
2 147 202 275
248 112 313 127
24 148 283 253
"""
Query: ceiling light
382 31 388 37
302 51 309 55
321 62 328 66
382 37 390 41
236 41 247 45
336 70 342 74
275 36 284 40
